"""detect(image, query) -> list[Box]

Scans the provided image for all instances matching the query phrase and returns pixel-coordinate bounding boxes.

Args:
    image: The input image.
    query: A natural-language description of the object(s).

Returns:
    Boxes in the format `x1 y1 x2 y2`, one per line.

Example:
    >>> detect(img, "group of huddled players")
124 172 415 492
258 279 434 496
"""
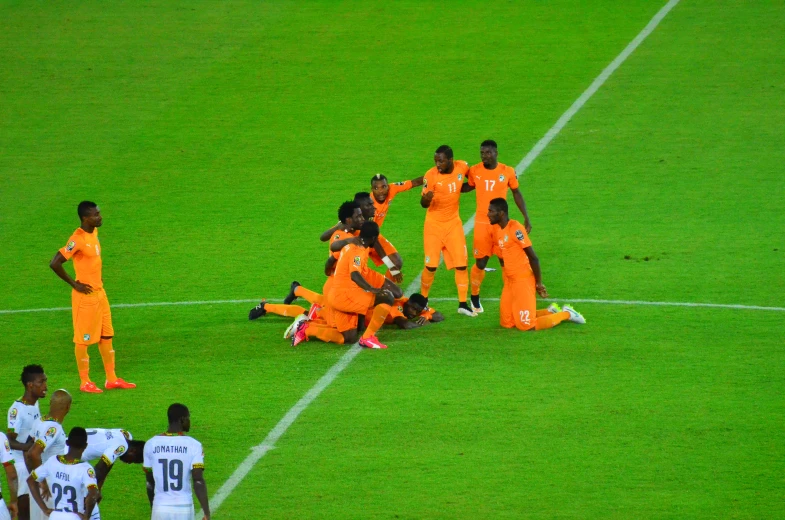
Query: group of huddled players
248 140 585 349
2 365 211 520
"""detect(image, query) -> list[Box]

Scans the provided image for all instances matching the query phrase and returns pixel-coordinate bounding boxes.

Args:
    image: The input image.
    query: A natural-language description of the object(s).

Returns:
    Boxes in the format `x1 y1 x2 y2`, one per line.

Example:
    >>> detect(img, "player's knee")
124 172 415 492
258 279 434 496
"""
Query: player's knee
476 257 489 269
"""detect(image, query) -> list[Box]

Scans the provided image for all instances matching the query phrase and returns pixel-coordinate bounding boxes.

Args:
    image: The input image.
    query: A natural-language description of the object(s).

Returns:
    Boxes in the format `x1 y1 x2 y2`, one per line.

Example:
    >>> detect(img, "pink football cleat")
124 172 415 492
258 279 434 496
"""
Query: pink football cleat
358 335 388 349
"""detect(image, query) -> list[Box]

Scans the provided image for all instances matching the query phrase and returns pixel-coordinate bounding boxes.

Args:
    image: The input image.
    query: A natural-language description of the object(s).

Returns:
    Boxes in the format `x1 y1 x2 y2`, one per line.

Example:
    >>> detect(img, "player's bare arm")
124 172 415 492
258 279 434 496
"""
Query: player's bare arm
511 187 532 232
192 468 211 520
6 431 32 452
24 443 42 473
27 475 53 517
85 485 100 519
523 246 548 298
409 176 424 187
461 183 475 193
393 316 423 329
381 279 403 299
429 311 445 323
330 237 361 252
94 458 113 489
420 190 435 208
324 256 338 276
145 470 155 507
319 222 343 242
350 272 383 294
49 251 93 294
3 463 18 517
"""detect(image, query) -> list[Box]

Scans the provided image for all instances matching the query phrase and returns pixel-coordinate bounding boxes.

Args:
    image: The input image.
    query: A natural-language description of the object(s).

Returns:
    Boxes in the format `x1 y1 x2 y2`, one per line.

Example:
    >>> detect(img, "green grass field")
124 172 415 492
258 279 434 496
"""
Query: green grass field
2 1 784 518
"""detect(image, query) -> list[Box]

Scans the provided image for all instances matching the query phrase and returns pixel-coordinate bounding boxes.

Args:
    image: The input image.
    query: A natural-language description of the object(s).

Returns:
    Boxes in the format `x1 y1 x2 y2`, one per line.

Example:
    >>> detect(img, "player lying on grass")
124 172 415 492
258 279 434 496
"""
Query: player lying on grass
369 173 424 229
487 198 585 330
292 222 398 349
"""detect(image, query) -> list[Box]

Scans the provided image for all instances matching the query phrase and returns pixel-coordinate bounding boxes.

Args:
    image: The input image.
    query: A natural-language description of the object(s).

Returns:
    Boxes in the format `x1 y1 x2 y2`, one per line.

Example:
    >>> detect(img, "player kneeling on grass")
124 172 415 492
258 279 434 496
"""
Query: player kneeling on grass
487 198 585 330
293 221 400 349
28 427 100 520
366 293 444 329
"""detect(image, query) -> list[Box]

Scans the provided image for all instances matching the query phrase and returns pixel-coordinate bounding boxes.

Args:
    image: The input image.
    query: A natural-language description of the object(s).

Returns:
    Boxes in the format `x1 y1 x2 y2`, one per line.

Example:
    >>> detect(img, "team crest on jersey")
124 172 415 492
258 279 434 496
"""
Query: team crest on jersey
114 445 126 456
425 256 430 264
423 179 428 188
457 174 463 181
87 467 96 479
83 334 90 342
353 256 361 267
499 174 505 182
4 440 9 451
45 427 56 438
10 408 17 420
504 235 509 242
394 181 405 186
515 230 524 241
474 248 479 256
66 241 76 252
334 234 341 241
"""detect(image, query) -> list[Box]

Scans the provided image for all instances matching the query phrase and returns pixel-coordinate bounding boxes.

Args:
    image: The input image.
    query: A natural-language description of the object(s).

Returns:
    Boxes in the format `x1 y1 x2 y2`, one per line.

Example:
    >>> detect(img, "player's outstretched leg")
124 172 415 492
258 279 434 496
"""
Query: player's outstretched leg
563 304 586 324
283 281 301 304
285 314 308 340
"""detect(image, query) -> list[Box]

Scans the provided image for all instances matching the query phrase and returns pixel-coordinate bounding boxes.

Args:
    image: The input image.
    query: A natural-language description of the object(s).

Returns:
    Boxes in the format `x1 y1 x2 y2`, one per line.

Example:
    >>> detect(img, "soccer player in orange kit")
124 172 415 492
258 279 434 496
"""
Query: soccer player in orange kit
49 201 135 394
370 173 423 229
463 140 532 313
420 145 475 316
487 198 585 330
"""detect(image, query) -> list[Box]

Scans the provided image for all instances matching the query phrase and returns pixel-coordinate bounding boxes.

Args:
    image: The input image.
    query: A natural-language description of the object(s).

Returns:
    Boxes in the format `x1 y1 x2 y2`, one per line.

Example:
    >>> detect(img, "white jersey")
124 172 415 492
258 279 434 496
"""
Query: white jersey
31 455 98 519
30 417 66 465
143 433 204 507
73 428 131 467
0 432 15 496
7 399 40 462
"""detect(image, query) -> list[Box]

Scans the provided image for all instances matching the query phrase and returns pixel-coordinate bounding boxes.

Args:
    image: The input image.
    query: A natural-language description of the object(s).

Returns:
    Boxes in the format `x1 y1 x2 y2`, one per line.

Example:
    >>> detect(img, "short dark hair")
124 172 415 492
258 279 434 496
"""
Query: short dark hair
481 140 497 149
21 364 45 385
338 201 359 223
489 197 508 214
77 201 97 219
371 173 388 186
67 427 88 449
359 221 379 241
408 293 428 308
435 145 453 159
167 403 190 423
353 192 372 204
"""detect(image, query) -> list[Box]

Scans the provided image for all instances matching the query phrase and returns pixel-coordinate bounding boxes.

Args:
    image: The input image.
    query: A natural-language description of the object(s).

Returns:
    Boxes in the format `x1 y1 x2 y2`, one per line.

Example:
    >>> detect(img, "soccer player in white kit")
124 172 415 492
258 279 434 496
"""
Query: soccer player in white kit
26 390 71 520
7 364 47 520
0 431 20 520
144 404 210 520
28 427 99 520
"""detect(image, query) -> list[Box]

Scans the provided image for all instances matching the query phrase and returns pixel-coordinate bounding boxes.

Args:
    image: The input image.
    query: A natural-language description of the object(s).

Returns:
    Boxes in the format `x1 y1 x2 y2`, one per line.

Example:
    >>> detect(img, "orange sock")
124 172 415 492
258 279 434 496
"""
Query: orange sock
535 311 570 330
75 343 91 384
455 269 469 302
536 309 551 317
362 304 391 339
98 338 118 382
420 268 436 297
294 286 323 305
305 323 344 344
470 265 485 296
266 303 306 317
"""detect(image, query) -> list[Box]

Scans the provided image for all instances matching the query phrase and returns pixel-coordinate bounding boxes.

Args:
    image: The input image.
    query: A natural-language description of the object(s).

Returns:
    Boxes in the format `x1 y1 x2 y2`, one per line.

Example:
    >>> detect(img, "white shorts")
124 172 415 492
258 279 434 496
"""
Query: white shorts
30 495 52 520
49 512 81 520
151 504 195 520
15 459 30 495
0 498 12 520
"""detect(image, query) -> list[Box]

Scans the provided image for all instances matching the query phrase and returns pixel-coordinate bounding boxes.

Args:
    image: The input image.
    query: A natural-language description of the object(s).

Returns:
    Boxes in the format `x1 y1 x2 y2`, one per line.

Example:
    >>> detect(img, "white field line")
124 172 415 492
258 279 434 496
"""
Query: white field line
200 1 683 514
4 297 783 316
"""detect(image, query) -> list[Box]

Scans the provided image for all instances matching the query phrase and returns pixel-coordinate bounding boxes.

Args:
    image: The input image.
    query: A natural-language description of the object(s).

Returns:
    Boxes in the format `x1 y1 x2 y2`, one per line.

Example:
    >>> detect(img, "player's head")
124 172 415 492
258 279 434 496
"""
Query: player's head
434 145 454 173
403 293 428 319
77 201 102 227
21 364 48 399
50 389 72 417
120 440 146 464
371 174 389 203
66 426 88 452
338 201 363 231
487 198 508 225
167 403 191 432
353 192 376 220
358 221 379 248
480 140 498 168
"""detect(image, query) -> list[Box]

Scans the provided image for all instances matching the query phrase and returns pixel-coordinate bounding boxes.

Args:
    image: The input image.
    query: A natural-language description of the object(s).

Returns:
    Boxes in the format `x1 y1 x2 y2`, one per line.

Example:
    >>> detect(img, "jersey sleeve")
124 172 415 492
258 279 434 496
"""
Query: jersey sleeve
142 442 153 471
84 465 99 490
7 403 20 433
30 458 51 482
0 434 15 466
421 306 436 321
388 304 406 321
467 166 477 187
421 171 434 195
59 233 82 261
101 439 127 466
512 222 532 250
507 166 519 190
192 441 204 470
389 180 413 198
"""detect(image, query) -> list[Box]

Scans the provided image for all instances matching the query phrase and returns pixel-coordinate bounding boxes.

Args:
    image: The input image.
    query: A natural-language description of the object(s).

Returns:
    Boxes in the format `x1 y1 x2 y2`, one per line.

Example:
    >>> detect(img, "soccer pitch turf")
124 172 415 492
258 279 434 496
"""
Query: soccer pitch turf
1 1 784 518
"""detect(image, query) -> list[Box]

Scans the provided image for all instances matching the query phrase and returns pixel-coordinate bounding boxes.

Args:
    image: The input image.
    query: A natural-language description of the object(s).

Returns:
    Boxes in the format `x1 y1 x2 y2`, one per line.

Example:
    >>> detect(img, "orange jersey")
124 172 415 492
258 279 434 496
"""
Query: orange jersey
59 228 103 290
468 163 519 224
421 161 470 224
373 180 413 228
329 228 357 260
493 219 533 281
332 243 371 291
366 297 437 325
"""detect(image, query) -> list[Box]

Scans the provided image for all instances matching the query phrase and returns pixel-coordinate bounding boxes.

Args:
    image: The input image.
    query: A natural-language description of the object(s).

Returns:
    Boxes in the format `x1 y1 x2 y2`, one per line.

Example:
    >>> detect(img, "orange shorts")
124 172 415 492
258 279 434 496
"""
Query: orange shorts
71 288 114 344
369 234 397 267
328 289 375 333
423 218 467 270
472 221 502 259
499 274 536 331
